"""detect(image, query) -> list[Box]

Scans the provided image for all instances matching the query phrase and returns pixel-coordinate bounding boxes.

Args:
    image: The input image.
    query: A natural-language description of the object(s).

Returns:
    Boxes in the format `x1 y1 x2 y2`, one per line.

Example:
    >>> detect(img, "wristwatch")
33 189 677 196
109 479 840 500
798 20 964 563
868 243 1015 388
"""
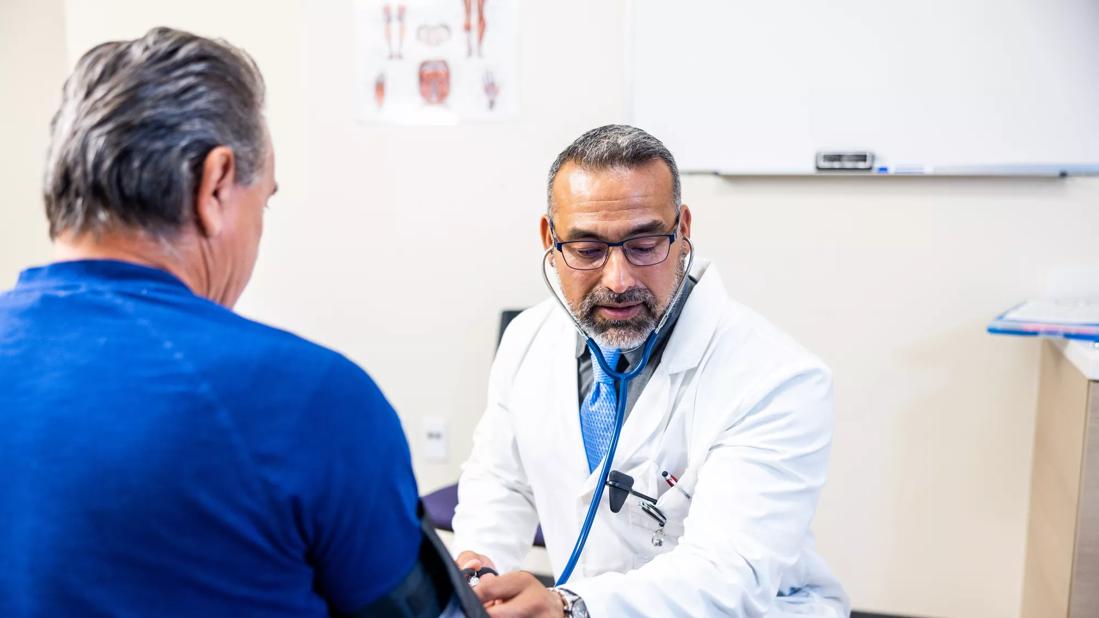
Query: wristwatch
552 587 589 618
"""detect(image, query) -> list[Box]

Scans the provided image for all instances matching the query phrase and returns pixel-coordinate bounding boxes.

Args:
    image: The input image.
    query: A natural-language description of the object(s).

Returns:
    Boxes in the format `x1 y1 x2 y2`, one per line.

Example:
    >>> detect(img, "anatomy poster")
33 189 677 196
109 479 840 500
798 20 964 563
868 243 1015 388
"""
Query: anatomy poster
354 0 519 125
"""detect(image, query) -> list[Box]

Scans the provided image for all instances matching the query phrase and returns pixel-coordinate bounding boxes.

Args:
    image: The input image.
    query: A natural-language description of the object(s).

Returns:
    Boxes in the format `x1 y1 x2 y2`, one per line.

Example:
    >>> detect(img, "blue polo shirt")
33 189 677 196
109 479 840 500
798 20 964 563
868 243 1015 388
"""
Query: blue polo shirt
0 260 421 616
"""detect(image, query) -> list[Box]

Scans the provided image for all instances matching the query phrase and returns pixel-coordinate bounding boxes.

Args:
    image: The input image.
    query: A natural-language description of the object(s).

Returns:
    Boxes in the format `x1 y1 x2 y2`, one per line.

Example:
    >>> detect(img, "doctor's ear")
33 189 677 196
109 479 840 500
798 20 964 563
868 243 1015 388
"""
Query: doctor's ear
540 214 554 251
677 204 693 239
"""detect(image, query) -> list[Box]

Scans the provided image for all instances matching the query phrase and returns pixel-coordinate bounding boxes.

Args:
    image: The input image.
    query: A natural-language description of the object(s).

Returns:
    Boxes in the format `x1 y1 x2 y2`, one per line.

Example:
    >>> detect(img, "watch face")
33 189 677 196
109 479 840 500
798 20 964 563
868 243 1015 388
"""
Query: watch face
555 588 588 618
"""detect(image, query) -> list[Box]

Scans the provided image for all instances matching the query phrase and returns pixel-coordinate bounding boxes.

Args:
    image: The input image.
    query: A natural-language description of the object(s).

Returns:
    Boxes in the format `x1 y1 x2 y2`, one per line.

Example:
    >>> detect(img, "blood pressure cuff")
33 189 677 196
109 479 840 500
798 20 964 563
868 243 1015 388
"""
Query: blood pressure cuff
334 502 489 618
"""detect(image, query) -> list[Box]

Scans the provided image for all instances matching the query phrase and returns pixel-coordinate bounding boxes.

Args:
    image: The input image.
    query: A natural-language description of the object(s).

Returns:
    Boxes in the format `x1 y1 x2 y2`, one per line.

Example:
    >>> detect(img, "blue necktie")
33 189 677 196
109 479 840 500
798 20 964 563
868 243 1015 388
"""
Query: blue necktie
579 345 622 473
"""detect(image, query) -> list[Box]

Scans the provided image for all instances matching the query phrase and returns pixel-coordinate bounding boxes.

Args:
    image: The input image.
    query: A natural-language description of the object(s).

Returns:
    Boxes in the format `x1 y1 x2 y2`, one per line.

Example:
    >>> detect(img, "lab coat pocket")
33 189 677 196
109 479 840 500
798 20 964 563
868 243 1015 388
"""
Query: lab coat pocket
624 483 692 568
653 483 691 540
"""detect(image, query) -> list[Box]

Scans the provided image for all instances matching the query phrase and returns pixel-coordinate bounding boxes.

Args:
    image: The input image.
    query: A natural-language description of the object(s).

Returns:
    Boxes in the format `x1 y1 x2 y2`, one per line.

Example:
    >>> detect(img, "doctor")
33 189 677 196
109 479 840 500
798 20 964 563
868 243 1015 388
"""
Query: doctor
453 125 848 617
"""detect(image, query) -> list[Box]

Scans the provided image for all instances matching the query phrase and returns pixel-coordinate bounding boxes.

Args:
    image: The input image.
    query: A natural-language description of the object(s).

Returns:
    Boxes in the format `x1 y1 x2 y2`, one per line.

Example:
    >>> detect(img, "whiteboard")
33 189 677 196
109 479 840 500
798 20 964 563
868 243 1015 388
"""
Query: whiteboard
627 0 1099 174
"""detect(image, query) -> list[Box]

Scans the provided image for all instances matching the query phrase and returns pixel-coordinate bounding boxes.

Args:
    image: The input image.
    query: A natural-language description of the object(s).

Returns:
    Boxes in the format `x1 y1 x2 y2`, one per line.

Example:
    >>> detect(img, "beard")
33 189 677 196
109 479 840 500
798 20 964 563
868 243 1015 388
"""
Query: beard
577 285 659 351
570 250 688 351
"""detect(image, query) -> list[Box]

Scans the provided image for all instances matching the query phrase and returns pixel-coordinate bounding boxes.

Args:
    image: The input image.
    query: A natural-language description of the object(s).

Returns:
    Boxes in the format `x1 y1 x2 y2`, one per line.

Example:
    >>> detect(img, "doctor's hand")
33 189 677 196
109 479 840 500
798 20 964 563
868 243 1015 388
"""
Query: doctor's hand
456 550 496 574
472 571 564 618
457 550 500 606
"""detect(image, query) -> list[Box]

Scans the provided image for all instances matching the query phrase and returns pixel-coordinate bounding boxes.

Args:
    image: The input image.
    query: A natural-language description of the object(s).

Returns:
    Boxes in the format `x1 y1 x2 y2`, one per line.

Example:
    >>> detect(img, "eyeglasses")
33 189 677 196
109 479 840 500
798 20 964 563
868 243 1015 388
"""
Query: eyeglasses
550 215 680 271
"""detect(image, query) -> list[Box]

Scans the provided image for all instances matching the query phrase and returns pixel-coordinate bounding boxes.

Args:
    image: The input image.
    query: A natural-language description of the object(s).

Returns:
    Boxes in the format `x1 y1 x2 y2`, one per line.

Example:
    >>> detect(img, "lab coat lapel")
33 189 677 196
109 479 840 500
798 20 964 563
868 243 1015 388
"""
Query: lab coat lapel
659 259 725 375
546 309 591 483
608 367 674 471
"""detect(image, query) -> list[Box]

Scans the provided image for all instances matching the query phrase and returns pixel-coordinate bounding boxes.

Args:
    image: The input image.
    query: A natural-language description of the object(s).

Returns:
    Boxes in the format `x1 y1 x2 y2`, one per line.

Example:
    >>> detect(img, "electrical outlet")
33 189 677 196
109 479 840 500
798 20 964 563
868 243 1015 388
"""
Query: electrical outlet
423 416 448 462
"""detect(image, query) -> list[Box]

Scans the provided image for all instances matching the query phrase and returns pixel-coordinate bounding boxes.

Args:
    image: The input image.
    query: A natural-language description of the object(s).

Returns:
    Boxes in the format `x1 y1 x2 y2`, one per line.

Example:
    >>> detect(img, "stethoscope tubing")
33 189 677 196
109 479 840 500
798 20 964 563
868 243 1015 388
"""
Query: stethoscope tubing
555 336 658 585
541 239 695 585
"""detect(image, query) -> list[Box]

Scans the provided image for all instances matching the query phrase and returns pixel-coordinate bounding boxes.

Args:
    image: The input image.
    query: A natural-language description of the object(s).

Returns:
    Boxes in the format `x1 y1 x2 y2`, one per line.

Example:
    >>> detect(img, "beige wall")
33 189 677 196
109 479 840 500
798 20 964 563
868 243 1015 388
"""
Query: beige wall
0 0 64 284
5 1 1099 616
690 174 1099 617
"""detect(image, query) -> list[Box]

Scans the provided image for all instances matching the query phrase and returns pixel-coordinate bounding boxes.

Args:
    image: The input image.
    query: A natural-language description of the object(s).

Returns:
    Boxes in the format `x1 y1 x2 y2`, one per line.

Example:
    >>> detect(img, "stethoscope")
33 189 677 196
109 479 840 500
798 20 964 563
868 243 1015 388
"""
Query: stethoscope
540 236 694 586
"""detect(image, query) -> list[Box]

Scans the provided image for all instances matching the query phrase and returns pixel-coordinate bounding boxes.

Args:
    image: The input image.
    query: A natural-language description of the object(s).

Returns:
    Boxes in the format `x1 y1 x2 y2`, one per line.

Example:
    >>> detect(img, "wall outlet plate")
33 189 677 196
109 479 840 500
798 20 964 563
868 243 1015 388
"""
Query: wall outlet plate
423 415 448 462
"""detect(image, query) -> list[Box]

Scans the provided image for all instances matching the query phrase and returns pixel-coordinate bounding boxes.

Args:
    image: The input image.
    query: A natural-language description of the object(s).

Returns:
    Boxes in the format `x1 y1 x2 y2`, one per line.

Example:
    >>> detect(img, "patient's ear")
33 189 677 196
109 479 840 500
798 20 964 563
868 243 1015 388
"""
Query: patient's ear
194 146 237 238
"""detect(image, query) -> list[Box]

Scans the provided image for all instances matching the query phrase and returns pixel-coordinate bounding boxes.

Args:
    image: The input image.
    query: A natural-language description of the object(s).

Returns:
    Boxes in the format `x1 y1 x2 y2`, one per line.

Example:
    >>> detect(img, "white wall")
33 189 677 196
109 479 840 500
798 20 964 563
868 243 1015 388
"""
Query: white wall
689 175 1099 617
0 0 63 284
4 1 1099 616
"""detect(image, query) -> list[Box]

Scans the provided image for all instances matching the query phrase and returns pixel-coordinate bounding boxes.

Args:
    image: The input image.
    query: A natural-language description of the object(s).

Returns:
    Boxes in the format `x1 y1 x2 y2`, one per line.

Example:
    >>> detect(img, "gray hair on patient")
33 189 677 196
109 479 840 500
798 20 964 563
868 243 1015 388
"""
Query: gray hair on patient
545 124 681 217
43 27 267 239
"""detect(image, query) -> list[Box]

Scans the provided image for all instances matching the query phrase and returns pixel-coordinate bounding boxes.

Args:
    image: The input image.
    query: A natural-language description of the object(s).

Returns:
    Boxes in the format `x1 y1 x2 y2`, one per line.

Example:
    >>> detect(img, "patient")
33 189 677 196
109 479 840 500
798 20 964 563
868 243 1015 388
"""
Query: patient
0 27 448 617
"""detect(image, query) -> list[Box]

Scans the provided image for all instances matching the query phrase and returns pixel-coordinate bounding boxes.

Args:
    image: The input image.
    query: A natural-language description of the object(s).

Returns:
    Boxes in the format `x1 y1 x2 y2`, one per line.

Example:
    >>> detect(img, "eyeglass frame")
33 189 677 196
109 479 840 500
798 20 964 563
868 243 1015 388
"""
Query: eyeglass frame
548 212 682 271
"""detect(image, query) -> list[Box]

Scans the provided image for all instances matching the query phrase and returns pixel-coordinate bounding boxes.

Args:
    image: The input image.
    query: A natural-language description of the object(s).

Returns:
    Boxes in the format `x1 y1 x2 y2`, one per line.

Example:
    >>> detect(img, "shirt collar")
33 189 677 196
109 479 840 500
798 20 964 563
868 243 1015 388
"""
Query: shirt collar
14 259 192 293
574 276 697 362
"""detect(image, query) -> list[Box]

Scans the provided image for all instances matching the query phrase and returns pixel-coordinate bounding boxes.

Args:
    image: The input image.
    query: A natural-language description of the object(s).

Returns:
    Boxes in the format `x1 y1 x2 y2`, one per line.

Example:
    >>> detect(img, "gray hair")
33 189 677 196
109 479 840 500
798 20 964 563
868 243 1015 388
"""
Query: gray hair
43 27 267 239
546 124 681 216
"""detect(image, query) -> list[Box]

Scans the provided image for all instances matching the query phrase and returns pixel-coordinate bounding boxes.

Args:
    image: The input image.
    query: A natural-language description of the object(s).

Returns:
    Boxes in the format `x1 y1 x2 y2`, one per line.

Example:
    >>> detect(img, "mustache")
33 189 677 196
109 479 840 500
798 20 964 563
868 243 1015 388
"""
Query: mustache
579 287 657 320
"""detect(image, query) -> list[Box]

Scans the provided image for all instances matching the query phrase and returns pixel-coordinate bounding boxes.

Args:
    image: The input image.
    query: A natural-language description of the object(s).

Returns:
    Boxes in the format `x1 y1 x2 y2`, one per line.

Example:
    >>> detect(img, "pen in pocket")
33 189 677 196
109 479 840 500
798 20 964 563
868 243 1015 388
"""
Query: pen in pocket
661 470 692 500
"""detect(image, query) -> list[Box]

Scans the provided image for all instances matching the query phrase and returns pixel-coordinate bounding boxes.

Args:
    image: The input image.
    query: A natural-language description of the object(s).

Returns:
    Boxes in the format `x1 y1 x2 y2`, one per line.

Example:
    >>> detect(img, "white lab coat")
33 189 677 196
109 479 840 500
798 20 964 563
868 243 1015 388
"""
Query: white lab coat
453 260 848 617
